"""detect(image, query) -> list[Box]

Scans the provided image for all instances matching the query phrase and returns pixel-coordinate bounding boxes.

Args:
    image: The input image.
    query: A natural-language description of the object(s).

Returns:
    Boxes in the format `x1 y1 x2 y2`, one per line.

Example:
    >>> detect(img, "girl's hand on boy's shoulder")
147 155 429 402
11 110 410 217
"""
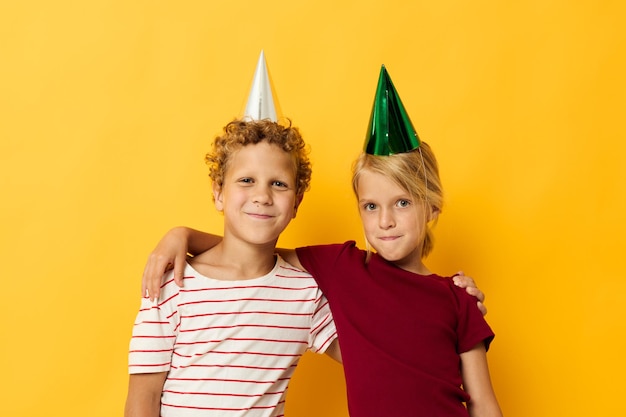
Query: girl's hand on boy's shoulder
141 227 189 302
453 271 487 316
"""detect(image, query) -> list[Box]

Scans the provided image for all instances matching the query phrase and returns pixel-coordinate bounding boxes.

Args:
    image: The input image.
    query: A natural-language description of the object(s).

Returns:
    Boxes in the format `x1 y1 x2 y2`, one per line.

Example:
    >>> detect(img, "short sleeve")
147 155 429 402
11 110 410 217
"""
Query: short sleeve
308 290 337 354
128 278 179 374
296 241 362 293
452 284 494 354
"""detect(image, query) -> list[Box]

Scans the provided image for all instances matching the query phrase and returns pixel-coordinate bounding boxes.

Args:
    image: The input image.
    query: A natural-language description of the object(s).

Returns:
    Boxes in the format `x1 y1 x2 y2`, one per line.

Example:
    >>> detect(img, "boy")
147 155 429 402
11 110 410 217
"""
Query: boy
124 119 339 417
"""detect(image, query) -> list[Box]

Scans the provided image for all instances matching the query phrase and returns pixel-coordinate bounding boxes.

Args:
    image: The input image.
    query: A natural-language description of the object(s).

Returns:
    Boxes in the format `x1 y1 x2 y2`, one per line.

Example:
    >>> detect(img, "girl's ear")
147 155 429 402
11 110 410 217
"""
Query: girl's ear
429 206 441 222
213 182 224 211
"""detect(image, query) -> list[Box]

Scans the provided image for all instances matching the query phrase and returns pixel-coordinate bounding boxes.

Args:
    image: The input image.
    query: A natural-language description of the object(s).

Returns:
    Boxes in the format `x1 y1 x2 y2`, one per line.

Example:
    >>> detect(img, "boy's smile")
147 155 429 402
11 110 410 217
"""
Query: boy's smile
214 141 299 249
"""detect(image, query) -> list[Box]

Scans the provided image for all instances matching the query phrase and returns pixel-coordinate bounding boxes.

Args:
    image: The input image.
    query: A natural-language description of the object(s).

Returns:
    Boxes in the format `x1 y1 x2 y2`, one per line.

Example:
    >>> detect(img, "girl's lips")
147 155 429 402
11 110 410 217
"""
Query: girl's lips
379 235 400 241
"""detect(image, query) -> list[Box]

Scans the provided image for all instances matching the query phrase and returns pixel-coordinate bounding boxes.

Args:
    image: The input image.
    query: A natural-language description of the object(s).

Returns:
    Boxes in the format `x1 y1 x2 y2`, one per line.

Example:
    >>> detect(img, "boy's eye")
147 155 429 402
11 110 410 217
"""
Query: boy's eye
363 203 377 211
396 199 411 208
239 178 254 184
272 180 288 188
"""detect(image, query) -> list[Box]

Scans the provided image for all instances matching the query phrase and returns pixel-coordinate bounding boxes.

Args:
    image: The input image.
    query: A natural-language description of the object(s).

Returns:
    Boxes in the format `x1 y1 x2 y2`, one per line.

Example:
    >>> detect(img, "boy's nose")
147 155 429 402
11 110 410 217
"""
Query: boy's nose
252 186 272 205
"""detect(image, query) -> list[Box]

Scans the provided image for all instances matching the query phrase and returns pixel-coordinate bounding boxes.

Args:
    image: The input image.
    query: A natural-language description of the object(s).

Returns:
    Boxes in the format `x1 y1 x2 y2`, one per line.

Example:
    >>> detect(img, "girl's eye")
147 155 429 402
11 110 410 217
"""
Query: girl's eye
396 199 411 208
239 178 253 184
272 180 288 188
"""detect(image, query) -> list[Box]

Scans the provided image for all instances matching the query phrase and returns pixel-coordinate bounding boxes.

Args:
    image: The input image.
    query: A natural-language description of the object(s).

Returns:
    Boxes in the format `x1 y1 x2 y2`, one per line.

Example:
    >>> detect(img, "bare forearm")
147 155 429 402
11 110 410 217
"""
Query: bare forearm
467 398 503 417
124 396 160 417
178 227 222 256
124 373 166 417
461 345 503 417
143 227 222 300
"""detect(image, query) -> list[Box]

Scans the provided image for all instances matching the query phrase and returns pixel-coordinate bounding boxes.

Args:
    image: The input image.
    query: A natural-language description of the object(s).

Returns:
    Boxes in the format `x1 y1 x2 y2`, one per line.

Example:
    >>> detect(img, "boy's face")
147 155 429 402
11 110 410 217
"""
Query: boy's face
356 169 430 269
214 141 301 248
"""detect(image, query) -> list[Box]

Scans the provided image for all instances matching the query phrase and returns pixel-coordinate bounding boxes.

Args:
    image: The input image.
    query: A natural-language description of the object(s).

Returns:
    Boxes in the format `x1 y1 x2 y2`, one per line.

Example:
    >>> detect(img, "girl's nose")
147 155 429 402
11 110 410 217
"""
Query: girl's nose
379 208 395 229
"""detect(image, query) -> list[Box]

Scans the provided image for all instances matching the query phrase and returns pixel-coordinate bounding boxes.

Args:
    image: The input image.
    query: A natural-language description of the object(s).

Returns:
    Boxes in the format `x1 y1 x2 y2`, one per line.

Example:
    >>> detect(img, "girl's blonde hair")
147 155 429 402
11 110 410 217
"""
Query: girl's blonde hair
351 142 443 258
206 119 312 198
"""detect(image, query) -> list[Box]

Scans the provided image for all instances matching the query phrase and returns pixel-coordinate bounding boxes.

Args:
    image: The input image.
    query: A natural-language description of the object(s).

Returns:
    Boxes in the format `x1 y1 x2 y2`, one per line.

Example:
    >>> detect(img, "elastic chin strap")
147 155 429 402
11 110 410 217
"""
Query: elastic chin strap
418 147 429 207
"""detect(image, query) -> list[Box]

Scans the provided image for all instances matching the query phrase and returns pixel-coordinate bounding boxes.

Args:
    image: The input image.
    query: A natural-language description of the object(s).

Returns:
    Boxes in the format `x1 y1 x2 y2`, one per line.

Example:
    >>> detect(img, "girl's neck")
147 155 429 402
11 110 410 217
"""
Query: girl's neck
390 257 433 276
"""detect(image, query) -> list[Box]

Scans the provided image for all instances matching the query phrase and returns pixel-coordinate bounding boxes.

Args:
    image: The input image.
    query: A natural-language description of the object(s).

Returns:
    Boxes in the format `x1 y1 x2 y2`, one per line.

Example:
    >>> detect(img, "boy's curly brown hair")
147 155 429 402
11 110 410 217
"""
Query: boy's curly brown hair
206 119 312 198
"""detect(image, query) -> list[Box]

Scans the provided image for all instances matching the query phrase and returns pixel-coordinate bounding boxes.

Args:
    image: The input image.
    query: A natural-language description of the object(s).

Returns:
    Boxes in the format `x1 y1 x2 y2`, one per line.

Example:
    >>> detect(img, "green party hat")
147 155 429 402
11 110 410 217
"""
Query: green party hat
242 50 283 122
364 65 420 155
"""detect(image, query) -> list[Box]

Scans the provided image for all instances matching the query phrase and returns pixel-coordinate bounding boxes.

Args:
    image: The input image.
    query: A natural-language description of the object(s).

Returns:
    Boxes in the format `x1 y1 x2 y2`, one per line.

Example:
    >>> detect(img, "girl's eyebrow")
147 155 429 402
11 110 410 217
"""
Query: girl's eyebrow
359 193 409 202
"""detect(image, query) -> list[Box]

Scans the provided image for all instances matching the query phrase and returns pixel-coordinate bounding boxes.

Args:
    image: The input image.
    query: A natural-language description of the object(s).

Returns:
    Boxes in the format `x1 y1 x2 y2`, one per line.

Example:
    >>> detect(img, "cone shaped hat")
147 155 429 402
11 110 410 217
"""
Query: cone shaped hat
364 65 420 155
242 50 283 122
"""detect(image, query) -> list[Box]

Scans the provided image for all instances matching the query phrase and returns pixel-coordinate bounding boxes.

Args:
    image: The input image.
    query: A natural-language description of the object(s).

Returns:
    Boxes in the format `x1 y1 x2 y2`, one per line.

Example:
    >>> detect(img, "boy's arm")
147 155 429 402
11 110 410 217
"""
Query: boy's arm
142 227 221 301
324 339 343 363
275 248 305 271
124 372 167 417
459 343 503 417
453 272 487 316
279 252 488 316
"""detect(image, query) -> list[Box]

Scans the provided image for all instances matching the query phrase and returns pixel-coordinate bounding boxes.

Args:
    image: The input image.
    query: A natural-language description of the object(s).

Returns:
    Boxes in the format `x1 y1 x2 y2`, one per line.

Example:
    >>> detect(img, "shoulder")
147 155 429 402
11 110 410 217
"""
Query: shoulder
432 273 469 293
435 274 484 312
159 263 198 297
418 273 473 300
274 255 318 285
276 255 313 276
296 241 365 261
273 256 326 296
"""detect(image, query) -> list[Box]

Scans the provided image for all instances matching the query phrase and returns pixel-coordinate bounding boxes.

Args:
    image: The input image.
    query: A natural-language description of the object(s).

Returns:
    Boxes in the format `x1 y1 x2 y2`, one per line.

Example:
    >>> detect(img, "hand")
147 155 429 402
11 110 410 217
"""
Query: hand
452 271 487 316
141 227 189 302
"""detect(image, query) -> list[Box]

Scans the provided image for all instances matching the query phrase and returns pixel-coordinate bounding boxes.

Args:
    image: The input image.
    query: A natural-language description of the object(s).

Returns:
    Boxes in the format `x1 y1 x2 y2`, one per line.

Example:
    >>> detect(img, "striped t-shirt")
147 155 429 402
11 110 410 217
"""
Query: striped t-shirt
128 255 337 417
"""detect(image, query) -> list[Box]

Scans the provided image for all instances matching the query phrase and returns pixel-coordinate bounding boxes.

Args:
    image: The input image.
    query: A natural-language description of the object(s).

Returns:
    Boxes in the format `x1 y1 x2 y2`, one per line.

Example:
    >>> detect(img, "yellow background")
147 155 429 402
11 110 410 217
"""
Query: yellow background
1 1 624 416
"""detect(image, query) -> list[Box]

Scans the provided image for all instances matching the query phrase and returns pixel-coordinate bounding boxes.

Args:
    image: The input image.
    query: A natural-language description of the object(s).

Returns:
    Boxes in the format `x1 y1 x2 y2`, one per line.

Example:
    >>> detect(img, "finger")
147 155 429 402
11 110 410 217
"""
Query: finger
173 255 186 288
141 268 149 300
145 253 171 302
465 285 481 298
477 301 488 316
452 274 476 288
152 258 172 302
141 255 156 300
463 285 485 302
143 261 158 302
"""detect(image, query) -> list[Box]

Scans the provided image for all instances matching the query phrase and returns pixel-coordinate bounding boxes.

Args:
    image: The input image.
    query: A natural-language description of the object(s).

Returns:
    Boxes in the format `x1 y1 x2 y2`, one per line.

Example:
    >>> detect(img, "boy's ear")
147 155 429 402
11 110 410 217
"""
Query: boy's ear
293 194 304 218
213 182 224 211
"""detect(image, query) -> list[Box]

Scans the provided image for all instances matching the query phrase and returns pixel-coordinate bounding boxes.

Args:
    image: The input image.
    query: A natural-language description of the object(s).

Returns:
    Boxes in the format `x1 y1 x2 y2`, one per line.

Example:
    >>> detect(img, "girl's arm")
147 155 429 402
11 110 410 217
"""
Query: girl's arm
142 227 221 301
140 228 307 300
124 372 167 417
460 343 503 417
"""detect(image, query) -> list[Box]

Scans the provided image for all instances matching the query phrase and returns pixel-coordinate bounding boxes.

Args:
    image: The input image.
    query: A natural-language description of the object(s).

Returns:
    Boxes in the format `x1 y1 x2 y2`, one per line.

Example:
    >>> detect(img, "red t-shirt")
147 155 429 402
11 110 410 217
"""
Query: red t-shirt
296 241 494 417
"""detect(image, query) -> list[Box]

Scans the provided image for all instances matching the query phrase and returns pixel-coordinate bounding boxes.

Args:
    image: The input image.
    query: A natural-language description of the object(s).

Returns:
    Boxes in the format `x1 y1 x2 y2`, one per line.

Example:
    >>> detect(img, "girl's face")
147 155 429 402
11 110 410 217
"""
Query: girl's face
356 168 430 273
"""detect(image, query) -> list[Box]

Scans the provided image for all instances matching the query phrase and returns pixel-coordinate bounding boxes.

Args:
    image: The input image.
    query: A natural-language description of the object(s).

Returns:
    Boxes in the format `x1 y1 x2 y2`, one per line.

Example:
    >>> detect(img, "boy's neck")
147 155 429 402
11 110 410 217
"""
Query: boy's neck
191 238 278 281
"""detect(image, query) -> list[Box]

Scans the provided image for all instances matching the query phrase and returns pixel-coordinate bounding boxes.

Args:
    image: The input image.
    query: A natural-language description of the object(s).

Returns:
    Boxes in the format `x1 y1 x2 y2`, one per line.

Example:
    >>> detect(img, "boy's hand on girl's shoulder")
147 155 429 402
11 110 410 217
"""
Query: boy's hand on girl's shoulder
452 271 487 316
